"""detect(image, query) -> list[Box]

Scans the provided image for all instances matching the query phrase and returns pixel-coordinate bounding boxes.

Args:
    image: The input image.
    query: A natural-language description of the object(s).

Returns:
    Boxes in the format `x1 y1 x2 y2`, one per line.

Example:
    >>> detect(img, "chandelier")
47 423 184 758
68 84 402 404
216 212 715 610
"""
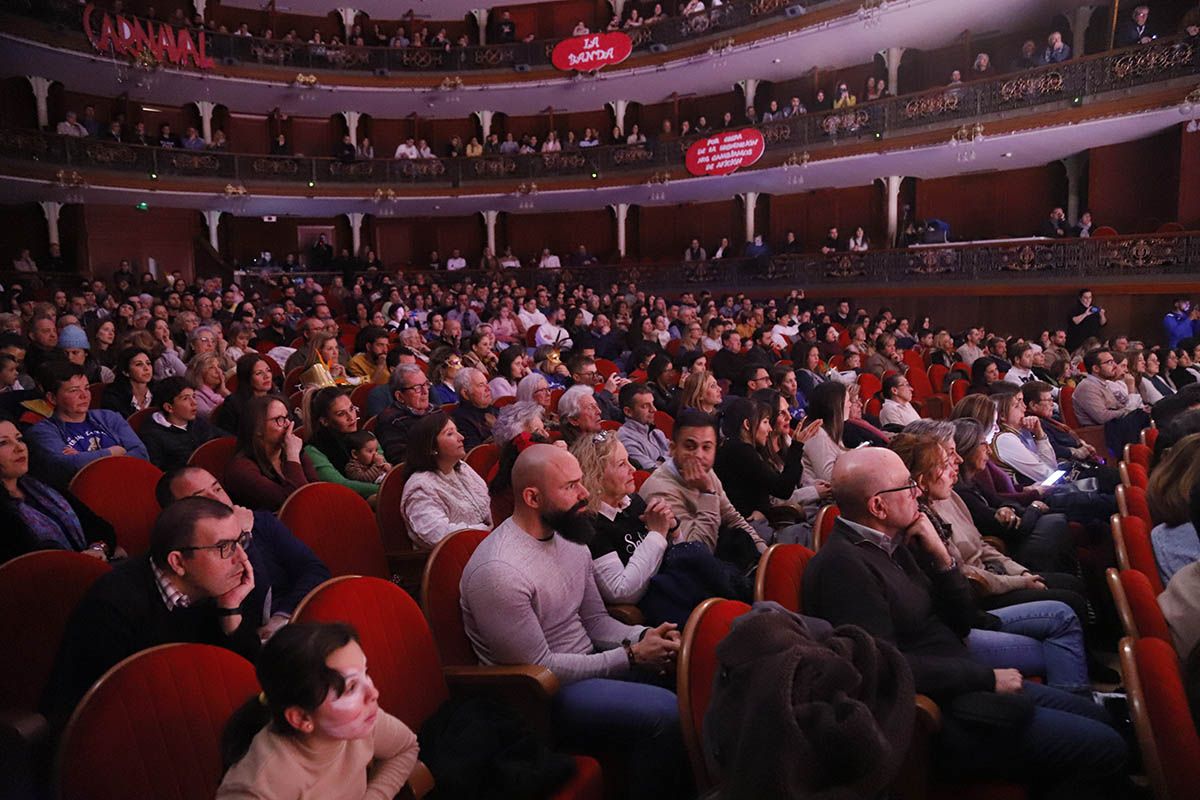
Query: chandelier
53 169 88 204
949 123 984 162
113 44 161 92
857 0 890 29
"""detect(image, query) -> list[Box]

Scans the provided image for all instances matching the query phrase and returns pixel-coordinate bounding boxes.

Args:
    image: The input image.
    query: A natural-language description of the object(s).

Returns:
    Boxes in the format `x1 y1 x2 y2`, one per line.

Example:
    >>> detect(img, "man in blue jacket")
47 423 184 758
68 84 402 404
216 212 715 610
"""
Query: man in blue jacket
155 465 331 639
1164 297 1199 349
25 361 148 490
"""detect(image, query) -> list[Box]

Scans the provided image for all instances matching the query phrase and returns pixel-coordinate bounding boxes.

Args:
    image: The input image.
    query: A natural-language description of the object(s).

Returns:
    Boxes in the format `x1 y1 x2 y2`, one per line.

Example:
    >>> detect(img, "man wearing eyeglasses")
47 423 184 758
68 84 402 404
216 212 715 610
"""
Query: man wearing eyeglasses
1072 347 1151 451
376 362 433 464
44 497 272 723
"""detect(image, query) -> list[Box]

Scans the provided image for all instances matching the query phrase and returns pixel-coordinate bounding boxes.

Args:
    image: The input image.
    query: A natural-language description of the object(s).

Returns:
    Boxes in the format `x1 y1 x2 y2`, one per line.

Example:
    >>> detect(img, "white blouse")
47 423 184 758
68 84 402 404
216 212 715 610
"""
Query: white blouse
400 463 492 549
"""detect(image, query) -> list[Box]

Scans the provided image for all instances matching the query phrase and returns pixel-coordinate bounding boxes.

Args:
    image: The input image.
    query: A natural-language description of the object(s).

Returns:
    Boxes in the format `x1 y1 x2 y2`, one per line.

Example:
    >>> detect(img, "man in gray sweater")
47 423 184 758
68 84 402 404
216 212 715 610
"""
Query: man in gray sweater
460 444 687 800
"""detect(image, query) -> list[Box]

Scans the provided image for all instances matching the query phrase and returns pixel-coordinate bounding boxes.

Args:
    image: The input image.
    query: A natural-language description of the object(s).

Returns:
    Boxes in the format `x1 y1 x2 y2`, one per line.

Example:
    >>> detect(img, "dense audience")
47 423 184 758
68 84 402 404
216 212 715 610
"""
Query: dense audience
3 252 1200 799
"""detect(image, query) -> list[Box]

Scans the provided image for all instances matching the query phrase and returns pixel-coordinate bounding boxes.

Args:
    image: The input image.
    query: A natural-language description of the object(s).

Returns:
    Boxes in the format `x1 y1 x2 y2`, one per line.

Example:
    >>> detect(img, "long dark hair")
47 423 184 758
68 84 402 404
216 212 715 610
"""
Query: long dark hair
305 385 355 471
221 622 359 770
807 381 847 444
721 396 770 445
234 353 271 400
497 346 524 385
236 394 289 477
401 411 451 480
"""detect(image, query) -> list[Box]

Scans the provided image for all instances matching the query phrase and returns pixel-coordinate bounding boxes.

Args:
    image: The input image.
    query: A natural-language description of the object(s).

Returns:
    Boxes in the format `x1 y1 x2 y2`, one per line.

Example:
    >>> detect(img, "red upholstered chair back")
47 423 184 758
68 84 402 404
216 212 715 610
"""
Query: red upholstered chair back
0 551 111 714
678 598 750 792
1125 462 1148 491
375 467 414 554
55 643 258 800
928 364 949 392
494 395 516 408
950 379 969 405
68 456 164 556
600 419 622 431
278 483 388 579
632 470 652 491
1141 426 1158 449
595 358 619 379
1121 637 1200 800
421 528 490 666
1124 443 1152 471
654 410 675 439
126 408 155 435
905 358 935 401
294 576 449 730
812 504 841 551
1060 385 1081 428
1118 569 1171 642
753 544 815 611
1111 514 1164 594
1116 485 1153 529
857 372 882 401
87 382 106 410
865 397 882 418
187 436 238 478
349 382 376 416
464 445 499 482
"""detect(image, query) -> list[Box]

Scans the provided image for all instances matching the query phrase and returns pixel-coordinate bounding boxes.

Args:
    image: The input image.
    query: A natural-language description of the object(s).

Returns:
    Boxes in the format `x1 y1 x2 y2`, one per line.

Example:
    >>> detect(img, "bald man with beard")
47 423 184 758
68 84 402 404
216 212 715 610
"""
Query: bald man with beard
803 448 1126 794
460 444 687 800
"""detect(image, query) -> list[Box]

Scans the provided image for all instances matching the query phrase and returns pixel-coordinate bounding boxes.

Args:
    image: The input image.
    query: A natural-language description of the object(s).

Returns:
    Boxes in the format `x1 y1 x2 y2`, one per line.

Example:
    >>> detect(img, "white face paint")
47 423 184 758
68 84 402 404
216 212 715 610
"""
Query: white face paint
311 643 380 741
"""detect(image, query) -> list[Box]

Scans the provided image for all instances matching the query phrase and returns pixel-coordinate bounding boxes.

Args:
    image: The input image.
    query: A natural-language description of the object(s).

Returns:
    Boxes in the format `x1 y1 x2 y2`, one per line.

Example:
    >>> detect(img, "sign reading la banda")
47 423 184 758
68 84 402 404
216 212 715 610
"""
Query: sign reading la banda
684 129 767 177
551 32 633 72
83 3 215 70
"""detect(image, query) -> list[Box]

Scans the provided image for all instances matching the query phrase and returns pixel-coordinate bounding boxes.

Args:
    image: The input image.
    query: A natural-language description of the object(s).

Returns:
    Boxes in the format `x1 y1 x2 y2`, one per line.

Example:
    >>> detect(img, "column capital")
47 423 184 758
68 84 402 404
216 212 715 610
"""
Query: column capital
736 79 760 111
335 8 358 35
200 210 223 250
469 9 489 44
193 0 208 20
40 201 64 247
473 109 495 138
26 76 54 129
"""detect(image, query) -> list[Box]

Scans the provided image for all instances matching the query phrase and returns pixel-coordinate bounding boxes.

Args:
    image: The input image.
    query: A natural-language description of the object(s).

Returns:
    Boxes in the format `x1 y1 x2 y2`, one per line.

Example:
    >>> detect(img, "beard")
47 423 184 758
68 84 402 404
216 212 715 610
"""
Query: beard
541 500 595 545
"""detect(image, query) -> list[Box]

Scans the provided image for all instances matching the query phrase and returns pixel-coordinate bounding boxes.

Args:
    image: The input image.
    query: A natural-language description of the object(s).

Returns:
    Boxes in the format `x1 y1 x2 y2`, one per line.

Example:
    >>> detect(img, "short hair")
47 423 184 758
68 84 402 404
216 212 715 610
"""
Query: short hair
720 328 739 344
619 381 652 411
557 384 594 421
672 408 719 442
453 366 483 396
345 430 377 451
951 418 985 461
156 375 195 407
901 418 956 444
516 372 549 403
1010 342 1032 362
492 400 545 446
388 362 424 396
39 360 86 395
354 325 389 353
1020 380 1055 406
882 373 906 400
889 433 946 488
1082 348 1109 373
154 466 207 509
565 351 594 376
149 496 235 569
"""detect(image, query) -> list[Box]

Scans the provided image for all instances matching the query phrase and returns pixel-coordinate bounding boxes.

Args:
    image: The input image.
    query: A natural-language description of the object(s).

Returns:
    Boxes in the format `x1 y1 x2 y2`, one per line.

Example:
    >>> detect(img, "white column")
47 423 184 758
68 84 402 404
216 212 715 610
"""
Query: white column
192 0 208 19
736 79 759 113
884 175 902 248
26 76 53 130
346 212 364 256
470 9 489 44
878 46 906 95
610 203 629 257
340 111 361 144
39 201 63 247
195 100 215 143
1061 155 1084 225
741 192 758 242
473 110 495 138
336 8 358 38
201 210 222 250
606 100 628 135
481 210 498 255
608 0 628 19
1073 6 1096 58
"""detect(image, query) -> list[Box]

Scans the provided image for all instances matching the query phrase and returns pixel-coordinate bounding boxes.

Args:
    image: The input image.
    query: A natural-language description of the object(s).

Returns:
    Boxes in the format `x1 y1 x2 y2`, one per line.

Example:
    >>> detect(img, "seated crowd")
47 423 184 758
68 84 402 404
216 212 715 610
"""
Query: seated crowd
3 260 1200 800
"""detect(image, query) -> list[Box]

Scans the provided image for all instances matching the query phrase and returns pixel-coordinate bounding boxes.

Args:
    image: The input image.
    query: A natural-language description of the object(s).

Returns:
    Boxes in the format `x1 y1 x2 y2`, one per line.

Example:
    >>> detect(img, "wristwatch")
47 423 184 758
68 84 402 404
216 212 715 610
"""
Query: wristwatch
214 606 243 617
620 639 636 668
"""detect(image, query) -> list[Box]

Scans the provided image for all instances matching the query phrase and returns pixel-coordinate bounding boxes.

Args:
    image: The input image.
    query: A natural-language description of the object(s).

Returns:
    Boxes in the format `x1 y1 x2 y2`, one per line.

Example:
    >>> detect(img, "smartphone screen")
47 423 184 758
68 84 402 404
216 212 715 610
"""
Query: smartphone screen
1040 469 1067 487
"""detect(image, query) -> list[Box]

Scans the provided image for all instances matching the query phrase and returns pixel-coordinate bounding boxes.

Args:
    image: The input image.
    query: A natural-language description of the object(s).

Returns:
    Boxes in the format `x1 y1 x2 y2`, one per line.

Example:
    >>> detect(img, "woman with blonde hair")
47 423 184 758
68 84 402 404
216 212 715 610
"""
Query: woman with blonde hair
1147 432 1200 585
300 332 349 388
569 431 675 604
188 352 231 420
678 369 722 415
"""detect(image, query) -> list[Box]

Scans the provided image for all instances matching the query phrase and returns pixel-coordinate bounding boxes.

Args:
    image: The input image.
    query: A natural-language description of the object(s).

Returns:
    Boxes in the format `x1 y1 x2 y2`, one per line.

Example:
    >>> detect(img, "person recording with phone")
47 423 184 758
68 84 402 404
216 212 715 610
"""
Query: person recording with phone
1066 288 1106 351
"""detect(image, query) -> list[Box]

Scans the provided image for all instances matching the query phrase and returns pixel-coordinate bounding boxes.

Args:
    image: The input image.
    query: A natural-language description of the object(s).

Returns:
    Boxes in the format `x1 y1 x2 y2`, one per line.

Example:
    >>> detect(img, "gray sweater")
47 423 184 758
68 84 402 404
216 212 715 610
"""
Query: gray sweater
460 517 647 684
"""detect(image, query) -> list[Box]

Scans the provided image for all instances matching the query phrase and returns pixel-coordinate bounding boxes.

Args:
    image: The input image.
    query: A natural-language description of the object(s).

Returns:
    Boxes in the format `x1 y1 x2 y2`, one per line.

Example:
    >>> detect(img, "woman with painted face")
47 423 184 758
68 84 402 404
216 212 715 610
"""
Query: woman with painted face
218 622 420 799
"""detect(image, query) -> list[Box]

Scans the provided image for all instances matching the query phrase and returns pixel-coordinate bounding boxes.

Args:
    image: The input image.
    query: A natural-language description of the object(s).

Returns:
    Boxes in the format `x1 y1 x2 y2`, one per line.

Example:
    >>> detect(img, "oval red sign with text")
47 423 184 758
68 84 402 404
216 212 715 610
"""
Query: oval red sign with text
552 32 634 72
685 128 767 177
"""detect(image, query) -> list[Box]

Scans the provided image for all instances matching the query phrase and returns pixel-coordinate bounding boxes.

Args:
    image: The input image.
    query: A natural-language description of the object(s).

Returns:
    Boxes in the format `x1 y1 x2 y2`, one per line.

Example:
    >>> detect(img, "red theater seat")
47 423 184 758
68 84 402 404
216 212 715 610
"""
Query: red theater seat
1110 513 1164 594
1106 568 1170 642
187 435 238 478
279 482 388 579
68 456 163 556
812 503 841 551
753 543 815 610
1121 637 1200 800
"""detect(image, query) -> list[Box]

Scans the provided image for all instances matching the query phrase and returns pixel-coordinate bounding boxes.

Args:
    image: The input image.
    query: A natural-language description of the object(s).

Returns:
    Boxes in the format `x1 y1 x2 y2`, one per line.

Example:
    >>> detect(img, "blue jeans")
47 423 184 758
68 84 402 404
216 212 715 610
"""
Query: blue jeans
940 681 1128 796
552 677 686 800
966 600 1089 691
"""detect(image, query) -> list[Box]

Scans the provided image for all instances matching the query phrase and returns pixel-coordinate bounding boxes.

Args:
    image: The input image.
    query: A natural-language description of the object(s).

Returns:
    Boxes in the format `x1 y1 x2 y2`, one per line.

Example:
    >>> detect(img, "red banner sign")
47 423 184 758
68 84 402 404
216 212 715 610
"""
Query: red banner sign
83 3 215 70
685 129 767 177
551 32 633 72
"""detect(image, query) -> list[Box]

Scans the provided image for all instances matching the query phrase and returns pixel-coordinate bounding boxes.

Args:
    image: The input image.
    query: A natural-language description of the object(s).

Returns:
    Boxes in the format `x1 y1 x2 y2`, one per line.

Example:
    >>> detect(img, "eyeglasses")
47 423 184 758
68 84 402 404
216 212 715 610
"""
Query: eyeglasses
177 530 252 559
401 382 429 393
267 414 291 427
874 481 919 497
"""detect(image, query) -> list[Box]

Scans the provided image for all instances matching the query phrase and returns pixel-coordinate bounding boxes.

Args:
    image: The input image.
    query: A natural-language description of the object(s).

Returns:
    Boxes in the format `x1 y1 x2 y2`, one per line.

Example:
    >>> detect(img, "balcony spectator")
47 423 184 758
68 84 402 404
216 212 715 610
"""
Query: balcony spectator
538 248 562 269
12 248 37 273
572 21 590 36
744 105 758 125
625 8 644 28
813 88 831 110
499 246 522 268
683 0 705 15
465 136 483 157
848 227 870 252
1039 207 1069 237
356 137 374 159
495 11 516 42
876 78 891 98
1041 31 1071 64
415 139 434 159
947 70 964 87
1073 211 1095 237
157 123 180 149
209 130 228 151
541 131 562 153
719 110 734 128
393 137 418 159
864 77 881 101
833 83 857 108
569 245 597 267
683 239 707 262
80 105 100 137
1117 5 1156 46
100 120 123 142
390 26 410 47
1012 39 1040 70
498 132 520 154
626 124 647 145
648 3 667 24
446 136 463 158
972 52 995 79
761 100 784 122
269 133 289 155
693 115 712 135
820 227 842 254
606 14 623 31
783 96 807 118
181 127 206 151
56 111 88 137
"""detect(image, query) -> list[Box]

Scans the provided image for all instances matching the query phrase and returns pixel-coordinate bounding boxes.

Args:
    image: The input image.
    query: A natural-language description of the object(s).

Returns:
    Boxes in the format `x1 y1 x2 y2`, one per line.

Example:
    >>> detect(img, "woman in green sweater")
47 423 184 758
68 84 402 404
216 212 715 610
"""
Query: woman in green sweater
302 386 383 503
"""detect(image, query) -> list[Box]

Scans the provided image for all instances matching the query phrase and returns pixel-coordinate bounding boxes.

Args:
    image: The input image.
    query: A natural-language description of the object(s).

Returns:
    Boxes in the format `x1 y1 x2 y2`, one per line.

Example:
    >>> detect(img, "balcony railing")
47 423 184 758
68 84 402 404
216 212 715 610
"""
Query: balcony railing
4 0 829 74
224 232 1200 294
2 35 1195 187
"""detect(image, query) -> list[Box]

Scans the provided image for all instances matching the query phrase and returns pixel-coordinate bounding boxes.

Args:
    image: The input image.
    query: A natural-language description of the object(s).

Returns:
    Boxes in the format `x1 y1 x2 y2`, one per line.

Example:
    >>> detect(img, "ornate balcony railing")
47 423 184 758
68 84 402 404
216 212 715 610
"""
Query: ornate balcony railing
222 232 1200 294
2 34 1196 187
3 0 827 74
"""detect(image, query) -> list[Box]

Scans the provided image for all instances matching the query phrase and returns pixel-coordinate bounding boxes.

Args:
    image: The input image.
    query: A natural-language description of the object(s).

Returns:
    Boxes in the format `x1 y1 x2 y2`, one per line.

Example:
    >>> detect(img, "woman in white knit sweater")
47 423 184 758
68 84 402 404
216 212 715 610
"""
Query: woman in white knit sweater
399 411 492 549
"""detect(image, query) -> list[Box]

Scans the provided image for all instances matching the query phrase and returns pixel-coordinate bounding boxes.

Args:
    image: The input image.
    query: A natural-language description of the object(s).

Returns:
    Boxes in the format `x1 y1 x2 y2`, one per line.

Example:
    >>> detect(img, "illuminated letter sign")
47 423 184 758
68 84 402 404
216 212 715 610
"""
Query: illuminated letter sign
551 32 633 72
685 128 766 177
83 3 215 70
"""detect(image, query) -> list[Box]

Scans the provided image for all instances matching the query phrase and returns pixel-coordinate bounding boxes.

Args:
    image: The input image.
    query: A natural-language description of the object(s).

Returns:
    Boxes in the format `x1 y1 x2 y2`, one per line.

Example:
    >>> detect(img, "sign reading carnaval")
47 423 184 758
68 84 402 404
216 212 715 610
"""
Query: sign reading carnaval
684 129 767 177
551 32 633 72
83 3 215 70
